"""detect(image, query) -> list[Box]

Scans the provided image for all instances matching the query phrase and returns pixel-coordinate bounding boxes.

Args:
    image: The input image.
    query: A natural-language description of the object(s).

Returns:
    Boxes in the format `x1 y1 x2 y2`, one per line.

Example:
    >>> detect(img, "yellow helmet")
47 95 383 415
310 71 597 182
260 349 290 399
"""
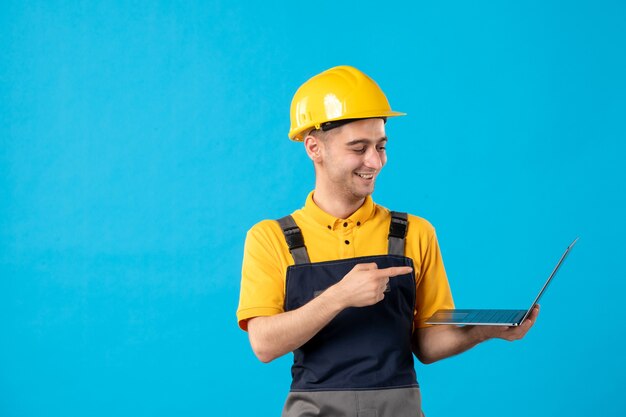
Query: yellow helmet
288 65 406 141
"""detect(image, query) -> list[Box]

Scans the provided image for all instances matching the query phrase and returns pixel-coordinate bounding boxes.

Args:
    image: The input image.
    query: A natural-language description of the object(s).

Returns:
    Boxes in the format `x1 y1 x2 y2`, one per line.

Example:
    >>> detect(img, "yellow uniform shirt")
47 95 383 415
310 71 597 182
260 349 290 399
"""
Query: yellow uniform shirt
237 192 454 331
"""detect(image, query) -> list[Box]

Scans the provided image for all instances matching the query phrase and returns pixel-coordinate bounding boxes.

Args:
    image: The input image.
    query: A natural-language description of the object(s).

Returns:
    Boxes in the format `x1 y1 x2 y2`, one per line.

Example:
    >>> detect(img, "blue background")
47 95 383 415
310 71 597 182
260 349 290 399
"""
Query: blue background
1 1 625 416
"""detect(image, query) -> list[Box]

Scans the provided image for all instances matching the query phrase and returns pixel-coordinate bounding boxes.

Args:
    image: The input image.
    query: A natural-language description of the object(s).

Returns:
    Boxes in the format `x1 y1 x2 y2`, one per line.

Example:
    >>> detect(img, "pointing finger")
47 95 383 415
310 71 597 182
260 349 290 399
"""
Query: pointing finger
377 266 413 278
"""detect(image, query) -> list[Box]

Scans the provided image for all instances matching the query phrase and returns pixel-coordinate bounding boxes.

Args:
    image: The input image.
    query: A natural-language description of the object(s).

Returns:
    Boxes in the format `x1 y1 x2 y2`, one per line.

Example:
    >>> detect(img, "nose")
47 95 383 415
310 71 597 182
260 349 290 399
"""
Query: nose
364 147 384 170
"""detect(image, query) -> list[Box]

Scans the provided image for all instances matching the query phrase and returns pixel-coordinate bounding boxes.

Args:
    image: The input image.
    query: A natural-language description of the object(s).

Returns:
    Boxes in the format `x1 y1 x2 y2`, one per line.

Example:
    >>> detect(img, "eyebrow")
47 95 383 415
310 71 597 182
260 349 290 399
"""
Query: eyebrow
345 137 388 146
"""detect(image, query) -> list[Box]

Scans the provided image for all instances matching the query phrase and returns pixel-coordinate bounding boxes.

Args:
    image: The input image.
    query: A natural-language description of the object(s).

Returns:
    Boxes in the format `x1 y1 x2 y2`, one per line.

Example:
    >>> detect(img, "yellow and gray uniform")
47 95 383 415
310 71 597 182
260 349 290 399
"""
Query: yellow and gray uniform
238 192 454 416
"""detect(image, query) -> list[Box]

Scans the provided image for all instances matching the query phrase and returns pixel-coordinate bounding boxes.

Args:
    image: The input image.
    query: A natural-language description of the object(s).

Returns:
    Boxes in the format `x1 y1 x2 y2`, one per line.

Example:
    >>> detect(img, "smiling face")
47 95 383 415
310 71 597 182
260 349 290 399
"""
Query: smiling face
307 118 388 207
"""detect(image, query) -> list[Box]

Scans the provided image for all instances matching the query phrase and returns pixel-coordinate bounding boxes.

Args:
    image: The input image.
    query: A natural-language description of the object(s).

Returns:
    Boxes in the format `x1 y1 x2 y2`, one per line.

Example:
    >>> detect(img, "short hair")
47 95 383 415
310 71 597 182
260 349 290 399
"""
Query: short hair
306 127 333 143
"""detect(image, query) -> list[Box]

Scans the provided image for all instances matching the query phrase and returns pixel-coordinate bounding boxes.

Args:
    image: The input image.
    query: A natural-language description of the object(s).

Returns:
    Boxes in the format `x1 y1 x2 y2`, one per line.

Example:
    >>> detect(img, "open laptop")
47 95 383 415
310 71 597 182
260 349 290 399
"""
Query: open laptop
425 237 579 326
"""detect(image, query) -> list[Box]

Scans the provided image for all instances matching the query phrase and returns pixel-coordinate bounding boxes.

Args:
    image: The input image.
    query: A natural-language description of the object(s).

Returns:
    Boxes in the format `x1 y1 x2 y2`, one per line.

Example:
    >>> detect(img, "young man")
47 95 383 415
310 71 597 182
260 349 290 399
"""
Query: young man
237 65 539 417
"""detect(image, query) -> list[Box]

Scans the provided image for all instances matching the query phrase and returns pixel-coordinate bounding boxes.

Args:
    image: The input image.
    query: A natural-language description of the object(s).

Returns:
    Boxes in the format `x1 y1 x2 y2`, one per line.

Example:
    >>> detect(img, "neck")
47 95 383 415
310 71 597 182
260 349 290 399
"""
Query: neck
312 186 366 219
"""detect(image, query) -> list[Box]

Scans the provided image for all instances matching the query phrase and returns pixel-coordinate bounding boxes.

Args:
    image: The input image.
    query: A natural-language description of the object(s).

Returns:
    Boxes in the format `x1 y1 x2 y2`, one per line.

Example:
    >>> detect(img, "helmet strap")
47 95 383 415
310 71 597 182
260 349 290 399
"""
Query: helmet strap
319 117 387 132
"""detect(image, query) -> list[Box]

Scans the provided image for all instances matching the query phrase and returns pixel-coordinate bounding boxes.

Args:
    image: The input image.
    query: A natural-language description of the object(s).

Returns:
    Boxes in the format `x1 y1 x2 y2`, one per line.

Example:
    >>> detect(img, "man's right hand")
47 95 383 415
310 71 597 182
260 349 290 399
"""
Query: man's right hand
327 263 413 308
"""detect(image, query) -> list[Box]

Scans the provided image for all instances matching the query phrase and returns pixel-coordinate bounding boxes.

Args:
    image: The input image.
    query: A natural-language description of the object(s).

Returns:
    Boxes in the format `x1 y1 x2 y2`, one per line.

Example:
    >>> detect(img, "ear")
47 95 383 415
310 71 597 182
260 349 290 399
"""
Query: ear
304 134 323 162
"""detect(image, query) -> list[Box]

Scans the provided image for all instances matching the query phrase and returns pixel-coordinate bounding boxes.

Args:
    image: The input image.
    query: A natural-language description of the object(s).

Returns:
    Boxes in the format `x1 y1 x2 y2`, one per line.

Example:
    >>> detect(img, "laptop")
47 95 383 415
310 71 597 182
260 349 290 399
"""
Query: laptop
425 237 579 326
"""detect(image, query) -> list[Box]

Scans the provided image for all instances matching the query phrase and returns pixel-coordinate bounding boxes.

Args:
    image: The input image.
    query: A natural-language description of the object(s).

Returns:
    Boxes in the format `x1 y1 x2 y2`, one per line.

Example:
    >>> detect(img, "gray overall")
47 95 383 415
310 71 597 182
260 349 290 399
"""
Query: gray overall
277 212 425 417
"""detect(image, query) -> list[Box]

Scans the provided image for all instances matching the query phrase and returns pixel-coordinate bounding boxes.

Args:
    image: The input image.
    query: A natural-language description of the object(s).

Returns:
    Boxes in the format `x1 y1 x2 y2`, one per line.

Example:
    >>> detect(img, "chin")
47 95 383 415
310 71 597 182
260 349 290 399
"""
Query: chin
350 187 375 200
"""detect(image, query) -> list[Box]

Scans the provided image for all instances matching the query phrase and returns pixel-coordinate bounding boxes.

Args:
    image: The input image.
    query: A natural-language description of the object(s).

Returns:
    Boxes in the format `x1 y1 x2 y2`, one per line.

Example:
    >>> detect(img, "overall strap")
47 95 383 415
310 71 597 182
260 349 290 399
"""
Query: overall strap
277 215 311 265
388 211 408 256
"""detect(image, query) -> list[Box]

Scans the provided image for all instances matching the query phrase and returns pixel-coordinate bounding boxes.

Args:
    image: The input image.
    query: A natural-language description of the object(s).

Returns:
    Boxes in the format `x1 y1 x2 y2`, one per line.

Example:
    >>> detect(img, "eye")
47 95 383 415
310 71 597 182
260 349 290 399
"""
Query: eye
353 147 367 154
377 146 386 152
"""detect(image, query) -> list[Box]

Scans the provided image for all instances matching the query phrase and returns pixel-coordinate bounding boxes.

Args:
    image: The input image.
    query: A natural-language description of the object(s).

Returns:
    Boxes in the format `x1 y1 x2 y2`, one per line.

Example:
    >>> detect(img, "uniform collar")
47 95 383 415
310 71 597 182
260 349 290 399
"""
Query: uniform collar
303 191 376 229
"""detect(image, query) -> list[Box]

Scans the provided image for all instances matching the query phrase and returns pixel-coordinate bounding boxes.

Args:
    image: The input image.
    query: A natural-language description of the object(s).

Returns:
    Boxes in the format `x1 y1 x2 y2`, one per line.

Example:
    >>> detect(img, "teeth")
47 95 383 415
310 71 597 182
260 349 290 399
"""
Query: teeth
357 173 374 179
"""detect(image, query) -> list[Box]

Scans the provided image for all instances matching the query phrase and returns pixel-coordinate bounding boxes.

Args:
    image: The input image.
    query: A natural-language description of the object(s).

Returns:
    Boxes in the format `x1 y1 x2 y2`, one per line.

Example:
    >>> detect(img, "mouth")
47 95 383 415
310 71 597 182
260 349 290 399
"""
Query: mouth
355 172 375 180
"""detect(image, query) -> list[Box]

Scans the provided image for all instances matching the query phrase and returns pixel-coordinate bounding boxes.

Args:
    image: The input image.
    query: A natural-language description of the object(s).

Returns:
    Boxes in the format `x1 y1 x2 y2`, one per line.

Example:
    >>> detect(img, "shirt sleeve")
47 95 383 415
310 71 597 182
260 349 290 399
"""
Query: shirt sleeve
237 221 288 331
412 224 455 328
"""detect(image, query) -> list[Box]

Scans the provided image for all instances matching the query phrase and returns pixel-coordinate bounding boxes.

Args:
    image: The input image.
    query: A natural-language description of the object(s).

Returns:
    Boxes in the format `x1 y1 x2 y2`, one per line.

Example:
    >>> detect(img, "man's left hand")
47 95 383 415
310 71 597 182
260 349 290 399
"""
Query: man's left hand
477 304 540 342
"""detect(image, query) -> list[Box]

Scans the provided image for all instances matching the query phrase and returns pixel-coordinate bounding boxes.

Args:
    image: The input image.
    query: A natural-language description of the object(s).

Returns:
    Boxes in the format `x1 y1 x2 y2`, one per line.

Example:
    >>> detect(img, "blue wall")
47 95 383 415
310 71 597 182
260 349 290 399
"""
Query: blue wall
1 1 624 416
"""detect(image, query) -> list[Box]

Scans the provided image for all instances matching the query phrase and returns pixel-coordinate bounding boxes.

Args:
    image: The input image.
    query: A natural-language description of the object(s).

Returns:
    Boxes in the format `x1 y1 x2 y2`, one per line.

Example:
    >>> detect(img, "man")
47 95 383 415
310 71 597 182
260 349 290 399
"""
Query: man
237 65 539 417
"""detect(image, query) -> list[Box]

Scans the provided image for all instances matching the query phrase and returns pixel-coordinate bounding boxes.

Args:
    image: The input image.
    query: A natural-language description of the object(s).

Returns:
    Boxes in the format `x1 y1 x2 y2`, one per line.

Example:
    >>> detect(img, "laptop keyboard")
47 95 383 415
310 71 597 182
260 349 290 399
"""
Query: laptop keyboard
467 309 524 323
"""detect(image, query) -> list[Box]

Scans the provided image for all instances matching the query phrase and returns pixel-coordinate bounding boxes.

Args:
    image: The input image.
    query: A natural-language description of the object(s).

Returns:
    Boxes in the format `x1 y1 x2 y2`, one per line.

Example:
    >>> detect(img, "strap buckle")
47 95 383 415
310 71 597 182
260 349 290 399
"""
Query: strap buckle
283 226 305 250
389 215 408 239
